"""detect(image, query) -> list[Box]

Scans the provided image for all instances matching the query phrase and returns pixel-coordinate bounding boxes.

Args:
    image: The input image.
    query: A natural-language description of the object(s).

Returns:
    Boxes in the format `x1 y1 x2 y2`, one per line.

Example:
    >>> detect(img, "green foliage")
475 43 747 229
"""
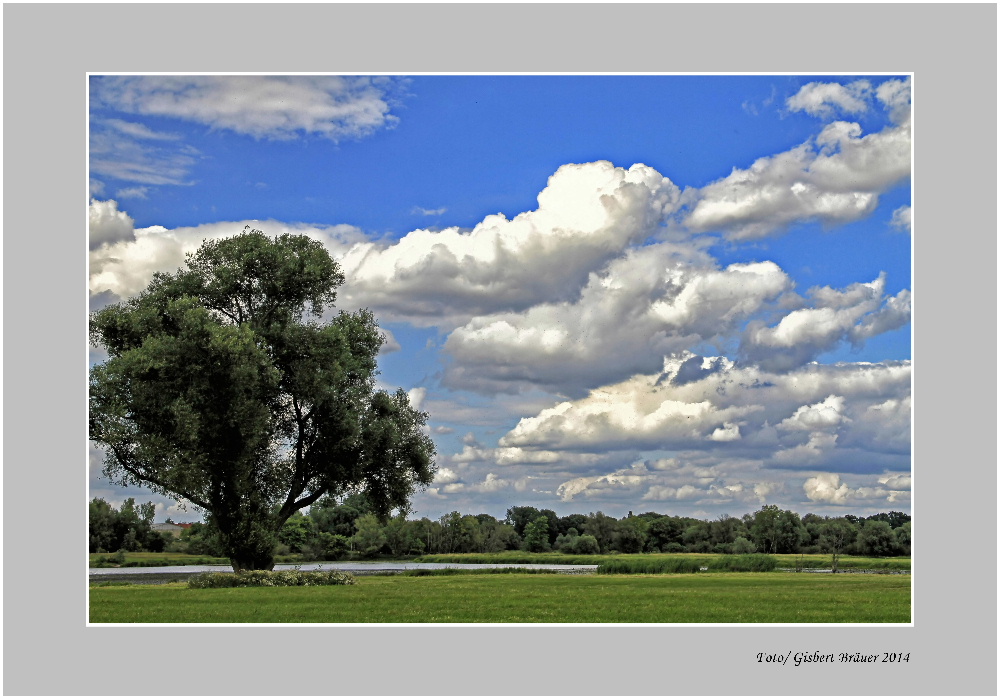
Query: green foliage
187 569 356 588
521 516 552 552
612 516 648 554
278 512 316 553
504 506 541 538
597 558 703 574
708 554 777 572
730 537 757 554
88 497 169 554
582 512 617 553
857 520 899 557
818 518 859 572
352 513 388 557
748 505 809 554
894 521 911 555
177 521 226 557
89 232 435 571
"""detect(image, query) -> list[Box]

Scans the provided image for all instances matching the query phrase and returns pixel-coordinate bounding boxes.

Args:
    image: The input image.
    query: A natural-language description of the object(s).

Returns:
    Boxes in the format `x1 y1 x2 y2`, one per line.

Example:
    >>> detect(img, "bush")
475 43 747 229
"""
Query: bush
188 569 356 588
570 534 601 555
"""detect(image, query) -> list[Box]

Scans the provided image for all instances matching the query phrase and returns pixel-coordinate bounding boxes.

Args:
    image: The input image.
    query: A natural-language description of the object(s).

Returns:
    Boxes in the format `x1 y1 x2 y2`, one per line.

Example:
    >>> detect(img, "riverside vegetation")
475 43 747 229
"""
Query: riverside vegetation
90 497 911 566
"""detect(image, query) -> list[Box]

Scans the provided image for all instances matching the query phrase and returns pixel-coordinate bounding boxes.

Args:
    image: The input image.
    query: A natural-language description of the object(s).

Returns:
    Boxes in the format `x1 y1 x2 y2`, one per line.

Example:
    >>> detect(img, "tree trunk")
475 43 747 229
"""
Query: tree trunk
230 551 276 573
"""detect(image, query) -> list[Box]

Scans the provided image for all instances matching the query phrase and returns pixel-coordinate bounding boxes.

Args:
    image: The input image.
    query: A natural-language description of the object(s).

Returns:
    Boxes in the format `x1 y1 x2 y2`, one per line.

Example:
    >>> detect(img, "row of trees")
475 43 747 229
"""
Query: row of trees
89 497 170 553
92 496 911 561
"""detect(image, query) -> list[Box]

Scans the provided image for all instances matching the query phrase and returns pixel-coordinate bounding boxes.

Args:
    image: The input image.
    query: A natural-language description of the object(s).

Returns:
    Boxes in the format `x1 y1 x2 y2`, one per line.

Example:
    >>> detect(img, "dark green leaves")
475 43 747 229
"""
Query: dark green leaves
89 232 435 571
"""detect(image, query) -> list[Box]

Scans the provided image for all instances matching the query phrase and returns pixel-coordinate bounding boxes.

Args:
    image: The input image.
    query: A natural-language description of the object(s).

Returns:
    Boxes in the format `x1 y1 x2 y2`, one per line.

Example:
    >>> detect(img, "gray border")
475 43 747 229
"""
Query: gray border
4 3 996 696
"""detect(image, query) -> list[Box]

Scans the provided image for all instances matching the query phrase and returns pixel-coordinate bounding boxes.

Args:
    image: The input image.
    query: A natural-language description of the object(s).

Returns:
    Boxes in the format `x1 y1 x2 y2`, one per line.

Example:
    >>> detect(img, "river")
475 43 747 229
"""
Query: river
89 561 599 584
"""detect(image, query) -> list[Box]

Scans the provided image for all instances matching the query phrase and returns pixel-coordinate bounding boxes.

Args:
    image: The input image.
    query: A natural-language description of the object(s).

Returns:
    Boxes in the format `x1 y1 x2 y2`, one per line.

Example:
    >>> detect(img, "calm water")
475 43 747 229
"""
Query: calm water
89 561 598 578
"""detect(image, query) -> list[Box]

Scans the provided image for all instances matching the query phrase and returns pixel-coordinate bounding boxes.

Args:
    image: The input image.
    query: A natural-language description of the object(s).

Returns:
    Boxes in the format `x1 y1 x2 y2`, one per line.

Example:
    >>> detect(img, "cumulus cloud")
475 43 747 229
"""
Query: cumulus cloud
442 244 791 395
552 456 790 509
406 386 427 411
92 75 407 142
740 274 911 371
88 208 367 302
685 79 910 240
803 472 852 503
779 395 850 432
89 199 136 249
432 467 461 485
803 471 910 505
499 353 910 473
878 472 911 490
337 161 681 327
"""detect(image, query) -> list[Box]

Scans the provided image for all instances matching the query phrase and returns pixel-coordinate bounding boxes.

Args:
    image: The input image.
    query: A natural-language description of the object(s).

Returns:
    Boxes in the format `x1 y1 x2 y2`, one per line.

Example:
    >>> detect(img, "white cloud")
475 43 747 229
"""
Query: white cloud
338 161 682 327
804 471 910 505
88 207 367 302
442 244 791 394
89 198 135 249
406 386 427 411
875 77 912 125
92 76 407 142
740 274 910 371
878 472 911 490
779 395 850 432
432 467 461 485
890 205 911 232
786 80 872 118
498 353 911 472
709 423 741 442
803 472 852 503
115 186 150 200
773 431 839 467
685 81 911 240
412 206 447 216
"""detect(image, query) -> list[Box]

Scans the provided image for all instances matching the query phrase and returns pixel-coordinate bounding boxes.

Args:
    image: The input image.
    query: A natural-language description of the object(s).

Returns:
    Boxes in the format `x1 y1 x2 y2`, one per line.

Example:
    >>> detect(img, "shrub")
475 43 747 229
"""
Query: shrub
571 534 601 555
188 569 356 588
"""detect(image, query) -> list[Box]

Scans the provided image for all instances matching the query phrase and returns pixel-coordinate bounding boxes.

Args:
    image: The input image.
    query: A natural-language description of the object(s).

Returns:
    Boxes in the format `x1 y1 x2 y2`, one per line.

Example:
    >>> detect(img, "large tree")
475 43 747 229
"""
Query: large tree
89 232 436 571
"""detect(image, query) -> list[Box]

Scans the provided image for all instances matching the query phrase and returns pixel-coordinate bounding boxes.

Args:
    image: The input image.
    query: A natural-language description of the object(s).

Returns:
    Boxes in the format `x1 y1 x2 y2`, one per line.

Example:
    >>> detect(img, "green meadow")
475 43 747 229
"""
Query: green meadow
89 572 911 624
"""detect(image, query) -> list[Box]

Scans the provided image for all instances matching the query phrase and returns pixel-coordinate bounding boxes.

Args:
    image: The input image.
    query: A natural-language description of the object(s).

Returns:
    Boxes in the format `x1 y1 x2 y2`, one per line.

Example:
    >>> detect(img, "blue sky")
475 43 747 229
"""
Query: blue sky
89 74 911 522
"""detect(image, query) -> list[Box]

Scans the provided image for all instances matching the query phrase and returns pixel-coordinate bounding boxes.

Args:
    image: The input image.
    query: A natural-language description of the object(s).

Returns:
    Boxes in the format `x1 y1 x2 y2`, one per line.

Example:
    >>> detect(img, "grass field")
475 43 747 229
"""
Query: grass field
89 572 911 623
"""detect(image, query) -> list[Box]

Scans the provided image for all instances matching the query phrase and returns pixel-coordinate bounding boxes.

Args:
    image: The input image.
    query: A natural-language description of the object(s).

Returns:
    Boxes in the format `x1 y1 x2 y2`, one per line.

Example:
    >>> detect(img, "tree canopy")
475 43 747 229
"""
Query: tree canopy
89 232 436 571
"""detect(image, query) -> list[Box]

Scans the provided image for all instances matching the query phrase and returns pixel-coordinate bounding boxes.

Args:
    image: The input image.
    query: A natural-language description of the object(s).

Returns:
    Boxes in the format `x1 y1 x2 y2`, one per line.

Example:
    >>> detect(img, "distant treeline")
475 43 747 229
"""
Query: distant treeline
89 495 911 559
